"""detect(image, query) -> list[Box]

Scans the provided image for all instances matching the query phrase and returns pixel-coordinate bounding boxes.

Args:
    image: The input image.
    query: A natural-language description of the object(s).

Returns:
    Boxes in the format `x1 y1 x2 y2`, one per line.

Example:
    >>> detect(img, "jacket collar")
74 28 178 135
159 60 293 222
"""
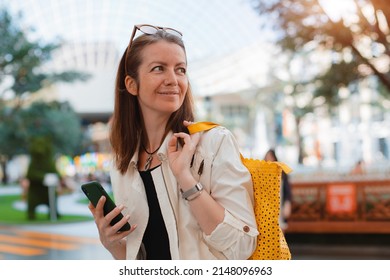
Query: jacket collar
129 131 173 170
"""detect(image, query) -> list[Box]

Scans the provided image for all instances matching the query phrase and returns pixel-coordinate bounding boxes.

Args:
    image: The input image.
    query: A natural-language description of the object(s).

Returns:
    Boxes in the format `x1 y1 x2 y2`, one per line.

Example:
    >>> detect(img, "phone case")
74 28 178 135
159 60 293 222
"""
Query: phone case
81 181 130 232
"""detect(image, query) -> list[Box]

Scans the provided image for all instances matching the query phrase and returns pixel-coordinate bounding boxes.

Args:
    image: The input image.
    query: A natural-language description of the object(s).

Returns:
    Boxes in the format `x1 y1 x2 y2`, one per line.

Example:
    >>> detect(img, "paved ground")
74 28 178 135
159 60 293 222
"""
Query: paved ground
0 185 113 260
0 223 113 260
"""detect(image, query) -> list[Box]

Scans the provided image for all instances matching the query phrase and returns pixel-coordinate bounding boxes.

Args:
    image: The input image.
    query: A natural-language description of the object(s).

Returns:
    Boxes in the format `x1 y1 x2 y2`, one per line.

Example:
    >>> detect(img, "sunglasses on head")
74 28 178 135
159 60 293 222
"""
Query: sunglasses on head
128 24 183 49
124 24 183 75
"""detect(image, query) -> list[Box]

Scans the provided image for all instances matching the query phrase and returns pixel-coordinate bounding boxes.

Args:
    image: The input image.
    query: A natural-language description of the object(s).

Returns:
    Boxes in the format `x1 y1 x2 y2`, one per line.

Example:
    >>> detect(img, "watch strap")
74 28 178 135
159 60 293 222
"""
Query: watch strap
181 183 203 200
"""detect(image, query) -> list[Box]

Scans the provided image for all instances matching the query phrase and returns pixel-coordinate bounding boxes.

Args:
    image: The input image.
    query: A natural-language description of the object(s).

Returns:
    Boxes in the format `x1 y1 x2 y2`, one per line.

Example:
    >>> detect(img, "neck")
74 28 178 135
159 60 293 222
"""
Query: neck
142 142 161 155
142 114 169 151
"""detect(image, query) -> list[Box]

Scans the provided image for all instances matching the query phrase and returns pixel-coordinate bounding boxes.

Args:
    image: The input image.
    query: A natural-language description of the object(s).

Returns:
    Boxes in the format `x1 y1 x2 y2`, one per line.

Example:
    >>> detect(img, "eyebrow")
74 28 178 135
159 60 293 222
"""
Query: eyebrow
147 61 187 67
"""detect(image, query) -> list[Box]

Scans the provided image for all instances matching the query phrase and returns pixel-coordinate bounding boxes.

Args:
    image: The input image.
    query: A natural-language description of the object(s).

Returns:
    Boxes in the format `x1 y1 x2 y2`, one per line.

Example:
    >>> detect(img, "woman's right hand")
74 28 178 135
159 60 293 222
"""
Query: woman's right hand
88 196 136 258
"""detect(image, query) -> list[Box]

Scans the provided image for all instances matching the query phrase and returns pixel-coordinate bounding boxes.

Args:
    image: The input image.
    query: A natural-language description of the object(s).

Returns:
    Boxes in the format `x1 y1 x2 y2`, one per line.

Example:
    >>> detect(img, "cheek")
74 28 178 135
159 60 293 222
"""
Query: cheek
179 79 189 96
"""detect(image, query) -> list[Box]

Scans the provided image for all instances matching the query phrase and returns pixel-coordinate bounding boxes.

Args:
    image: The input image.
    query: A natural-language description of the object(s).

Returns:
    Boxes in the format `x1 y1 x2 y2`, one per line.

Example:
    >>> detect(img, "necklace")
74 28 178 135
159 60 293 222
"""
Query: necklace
142 143 161 171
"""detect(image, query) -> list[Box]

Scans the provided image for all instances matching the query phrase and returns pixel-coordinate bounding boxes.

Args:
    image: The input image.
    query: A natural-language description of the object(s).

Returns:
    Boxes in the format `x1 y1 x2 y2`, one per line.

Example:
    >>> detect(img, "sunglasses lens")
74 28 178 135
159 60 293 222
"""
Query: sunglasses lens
164 28 182 38
139 25 159 35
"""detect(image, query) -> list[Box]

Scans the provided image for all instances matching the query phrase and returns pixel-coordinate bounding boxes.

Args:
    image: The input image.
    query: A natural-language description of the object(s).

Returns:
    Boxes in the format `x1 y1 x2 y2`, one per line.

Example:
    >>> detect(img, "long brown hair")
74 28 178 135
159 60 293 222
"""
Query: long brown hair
110 31 195 174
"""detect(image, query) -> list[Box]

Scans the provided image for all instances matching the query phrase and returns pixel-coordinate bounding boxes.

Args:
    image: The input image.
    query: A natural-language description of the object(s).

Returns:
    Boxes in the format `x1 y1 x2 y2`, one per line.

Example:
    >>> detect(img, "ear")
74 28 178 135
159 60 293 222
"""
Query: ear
124 76 138 96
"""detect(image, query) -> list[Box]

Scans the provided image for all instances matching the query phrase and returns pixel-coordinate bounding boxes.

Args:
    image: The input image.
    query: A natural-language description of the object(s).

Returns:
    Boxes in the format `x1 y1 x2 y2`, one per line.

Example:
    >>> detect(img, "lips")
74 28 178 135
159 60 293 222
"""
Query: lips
158 91 179 95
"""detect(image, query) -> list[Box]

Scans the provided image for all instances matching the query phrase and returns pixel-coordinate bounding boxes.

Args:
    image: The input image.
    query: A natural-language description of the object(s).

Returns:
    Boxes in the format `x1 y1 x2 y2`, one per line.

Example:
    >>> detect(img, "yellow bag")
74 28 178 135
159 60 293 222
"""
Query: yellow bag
188 122 292 260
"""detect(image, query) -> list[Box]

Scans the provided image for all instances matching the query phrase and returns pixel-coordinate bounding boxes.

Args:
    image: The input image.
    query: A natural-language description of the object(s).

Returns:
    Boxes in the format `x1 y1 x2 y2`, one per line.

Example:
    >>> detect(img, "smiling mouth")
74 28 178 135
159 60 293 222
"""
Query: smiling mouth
158 92 178 95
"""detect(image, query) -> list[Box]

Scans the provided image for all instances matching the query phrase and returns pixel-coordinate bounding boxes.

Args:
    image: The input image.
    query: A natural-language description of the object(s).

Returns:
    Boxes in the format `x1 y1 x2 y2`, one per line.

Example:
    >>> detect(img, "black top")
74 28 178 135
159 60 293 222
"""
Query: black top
139 165 171 260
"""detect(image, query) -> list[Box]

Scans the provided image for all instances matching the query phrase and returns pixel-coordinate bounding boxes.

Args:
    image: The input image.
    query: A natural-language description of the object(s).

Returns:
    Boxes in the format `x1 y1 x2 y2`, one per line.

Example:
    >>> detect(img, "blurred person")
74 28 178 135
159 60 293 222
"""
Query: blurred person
19 177 30 201
59 175 76 194
264 149 292 231
350 159 365 175
87 172 97 182
88 24 258 260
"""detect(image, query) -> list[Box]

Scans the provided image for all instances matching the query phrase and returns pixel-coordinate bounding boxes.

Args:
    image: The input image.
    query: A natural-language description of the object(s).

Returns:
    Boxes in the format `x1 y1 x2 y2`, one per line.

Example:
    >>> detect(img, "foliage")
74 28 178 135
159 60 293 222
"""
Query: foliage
0 194 92 224
0 8 90 104
0 7 90 183
25 136 58 219
26 136 58 182
313 60 361 111
251 0 390 163
251 0 390 95
0 101 84 158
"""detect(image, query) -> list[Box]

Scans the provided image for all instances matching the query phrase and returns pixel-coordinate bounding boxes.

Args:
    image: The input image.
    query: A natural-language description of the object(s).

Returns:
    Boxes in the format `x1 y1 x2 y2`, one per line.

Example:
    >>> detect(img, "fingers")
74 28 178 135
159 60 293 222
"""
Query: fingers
183 120 193 127
87 201 94 211
97 204 134 239
105 204 125 223
88 196 135 252
175 132 200 148
89 196 105 217
167 134 178 152
183 120 200 145
174 133 197 152
174 132 190 140
109 224 137 245
96 195 106 209
111 214 135 233
88 196 105 216
90 197 133 233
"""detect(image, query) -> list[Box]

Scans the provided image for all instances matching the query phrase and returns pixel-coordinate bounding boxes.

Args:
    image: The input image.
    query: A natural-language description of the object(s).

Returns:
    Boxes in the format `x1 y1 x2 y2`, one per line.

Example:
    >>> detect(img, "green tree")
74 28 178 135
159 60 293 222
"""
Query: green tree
251 0 390 163
25 136 59 220
0 8 89 183
0 8 89 107
251 0 390 96
0 101 85 181
21 101 83 155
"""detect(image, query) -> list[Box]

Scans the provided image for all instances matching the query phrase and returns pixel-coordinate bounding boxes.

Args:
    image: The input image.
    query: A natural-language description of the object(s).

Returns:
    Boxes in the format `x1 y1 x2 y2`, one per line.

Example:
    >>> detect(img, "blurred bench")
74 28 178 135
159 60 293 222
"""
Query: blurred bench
286 176 390 234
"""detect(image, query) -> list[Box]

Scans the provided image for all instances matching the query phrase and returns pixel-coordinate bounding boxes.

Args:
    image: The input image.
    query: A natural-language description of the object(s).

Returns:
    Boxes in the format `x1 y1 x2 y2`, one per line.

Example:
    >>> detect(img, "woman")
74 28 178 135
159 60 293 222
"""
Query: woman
89 24 258 260
264 149 292 231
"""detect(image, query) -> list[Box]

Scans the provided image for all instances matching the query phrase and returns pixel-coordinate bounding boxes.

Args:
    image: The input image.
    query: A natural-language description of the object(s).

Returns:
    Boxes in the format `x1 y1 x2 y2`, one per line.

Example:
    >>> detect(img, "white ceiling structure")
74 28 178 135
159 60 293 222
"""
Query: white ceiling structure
2 0 276 114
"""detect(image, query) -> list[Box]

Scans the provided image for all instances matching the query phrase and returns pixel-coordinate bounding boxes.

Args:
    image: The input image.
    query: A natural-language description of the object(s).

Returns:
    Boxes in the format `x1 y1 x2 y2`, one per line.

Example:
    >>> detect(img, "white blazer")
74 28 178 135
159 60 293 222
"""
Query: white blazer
110 126 258 259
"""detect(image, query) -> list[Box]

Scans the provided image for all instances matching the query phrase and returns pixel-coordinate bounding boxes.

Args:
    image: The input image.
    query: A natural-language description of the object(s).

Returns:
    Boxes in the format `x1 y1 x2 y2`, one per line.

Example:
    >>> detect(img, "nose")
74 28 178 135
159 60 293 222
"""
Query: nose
164 69 178 86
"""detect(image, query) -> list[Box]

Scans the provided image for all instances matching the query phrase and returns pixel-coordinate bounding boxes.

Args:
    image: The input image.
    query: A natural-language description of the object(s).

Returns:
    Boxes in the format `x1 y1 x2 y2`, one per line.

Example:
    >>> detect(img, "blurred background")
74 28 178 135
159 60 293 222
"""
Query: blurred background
0 0 390 260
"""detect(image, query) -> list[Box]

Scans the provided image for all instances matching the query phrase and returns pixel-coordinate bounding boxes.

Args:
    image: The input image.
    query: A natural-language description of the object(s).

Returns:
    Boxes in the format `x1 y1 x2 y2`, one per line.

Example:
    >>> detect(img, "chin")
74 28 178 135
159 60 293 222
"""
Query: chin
163 102 182 112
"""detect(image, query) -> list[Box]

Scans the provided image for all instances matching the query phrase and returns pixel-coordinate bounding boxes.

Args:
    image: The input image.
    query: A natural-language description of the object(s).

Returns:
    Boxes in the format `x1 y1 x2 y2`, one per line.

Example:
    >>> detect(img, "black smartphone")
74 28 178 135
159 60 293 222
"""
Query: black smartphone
81 181 131 232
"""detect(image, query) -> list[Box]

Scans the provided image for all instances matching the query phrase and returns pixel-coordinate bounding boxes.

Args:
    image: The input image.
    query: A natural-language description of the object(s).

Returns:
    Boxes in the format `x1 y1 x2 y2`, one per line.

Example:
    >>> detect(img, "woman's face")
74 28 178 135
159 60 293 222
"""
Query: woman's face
127 41 188 119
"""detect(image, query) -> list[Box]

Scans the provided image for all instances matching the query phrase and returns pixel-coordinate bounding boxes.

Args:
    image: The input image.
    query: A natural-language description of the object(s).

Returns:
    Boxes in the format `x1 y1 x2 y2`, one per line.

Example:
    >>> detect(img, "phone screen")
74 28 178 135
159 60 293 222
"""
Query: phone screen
81 181 130 232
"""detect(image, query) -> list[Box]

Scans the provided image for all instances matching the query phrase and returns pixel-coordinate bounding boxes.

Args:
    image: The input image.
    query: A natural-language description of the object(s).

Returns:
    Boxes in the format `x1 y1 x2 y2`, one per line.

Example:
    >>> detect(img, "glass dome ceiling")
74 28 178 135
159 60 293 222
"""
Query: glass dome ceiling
1 0 273 113
2 0 266 63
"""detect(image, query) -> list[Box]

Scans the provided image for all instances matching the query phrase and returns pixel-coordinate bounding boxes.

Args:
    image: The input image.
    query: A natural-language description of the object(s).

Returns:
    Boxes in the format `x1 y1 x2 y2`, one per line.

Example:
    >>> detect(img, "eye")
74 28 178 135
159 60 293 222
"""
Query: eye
151 65 163 72
177 67 186 74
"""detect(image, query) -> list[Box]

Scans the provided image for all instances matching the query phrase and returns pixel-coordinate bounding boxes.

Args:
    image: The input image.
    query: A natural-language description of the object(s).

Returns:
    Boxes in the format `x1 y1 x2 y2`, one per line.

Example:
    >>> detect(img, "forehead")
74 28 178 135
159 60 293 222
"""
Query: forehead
140 41 186 64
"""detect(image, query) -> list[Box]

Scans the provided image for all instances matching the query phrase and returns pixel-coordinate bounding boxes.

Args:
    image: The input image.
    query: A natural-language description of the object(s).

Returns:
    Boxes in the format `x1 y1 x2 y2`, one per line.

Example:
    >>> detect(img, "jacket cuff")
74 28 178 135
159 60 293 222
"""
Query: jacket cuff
203 210 258 259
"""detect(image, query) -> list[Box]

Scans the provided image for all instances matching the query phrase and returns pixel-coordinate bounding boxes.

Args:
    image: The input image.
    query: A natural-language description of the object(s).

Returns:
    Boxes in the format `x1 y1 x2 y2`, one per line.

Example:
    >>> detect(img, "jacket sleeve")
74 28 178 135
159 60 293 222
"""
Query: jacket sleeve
201 127 259 259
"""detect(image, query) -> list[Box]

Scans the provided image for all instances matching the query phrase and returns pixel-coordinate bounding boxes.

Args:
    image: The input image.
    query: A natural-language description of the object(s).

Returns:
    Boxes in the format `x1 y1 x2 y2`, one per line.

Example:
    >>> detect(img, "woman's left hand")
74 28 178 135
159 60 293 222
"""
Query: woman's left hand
167 121 200 184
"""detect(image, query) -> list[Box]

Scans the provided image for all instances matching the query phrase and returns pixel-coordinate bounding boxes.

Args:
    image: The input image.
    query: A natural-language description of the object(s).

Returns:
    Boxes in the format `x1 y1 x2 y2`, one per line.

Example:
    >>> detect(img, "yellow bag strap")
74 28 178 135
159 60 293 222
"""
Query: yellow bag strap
187 121 219 134
188 121 292 174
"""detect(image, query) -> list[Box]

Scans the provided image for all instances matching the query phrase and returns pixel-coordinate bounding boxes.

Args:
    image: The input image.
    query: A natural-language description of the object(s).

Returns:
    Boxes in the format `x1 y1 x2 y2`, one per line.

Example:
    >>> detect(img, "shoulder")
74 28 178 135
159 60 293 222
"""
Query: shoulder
109 159 137 189
199 125 234 141
196 125 240 156
198 125 233 145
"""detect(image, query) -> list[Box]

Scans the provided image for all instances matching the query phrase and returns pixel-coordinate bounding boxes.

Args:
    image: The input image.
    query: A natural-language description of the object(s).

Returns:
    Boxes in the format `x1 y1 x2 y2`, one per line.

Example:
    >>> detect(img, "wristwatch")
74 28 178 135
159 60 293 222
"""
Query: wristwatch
181 183 203 201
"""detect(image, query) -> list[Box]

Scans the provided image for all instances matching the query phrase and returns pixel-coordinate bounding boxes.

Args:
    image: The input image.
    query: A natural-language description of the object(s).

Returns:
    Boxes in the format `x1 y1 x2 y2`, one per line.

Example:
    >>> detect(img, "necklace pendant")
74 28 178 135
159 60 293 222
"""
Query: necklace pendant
144 154 153 170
